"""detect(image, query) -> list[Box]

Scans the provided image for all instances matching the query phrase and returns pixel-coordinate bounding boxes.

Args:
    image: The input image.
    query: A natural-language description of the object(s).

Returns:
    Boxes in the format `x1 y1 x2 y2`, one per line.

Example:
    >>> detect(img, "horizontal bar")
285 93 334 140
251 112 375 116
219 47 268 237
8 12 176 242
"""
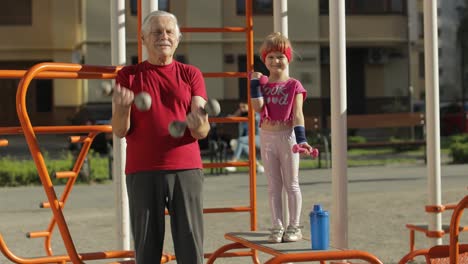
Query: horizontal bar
203 161 249 169
54 171 78 179
203 72 247 78
69 135 91 144
208 116 248 123
181 27 247 33
26 231 50 238
40 201 64 209
0 125 112 135
0 139 8 147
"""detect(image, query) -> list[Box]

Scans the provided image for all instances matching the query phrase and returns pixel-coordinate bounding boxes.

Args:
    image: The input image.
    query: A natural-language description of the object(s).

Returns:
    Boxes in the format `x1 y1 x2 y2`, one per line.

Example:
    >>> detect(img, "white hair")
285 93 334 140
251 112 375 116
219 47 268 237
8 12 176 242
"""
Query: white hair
141 10 182 39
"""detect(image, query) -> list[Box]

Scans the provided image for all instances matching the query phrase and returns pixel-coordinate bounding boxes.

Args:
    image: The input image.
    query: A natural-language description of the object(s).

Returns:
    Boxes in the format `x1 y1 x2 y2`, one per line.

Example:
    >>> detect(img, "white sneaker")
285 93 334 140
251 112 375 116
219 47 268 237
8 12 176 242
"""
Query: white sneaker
268 226 284 243
256 164 264 173
225 166 237 172
283 225 302 242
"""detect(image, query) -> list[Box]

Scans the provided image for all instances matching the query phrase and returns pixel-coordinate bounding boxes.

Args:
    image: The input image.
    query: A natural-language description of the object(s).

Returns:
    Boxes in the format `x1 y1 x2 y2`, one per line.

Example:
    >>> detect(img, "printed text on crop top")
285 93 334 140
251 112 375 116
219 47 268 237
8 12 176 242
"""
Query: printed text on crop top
260 78 307 126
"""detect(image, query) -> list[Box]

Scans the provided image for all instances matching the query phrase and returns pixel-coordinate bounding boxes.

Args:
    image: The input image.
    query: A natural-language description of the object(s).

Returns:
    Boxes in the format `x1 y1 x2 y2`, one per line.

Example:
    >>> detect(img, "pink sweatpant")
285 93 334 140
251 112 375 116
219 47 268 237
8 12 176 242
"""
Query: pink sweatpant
260 129 302 228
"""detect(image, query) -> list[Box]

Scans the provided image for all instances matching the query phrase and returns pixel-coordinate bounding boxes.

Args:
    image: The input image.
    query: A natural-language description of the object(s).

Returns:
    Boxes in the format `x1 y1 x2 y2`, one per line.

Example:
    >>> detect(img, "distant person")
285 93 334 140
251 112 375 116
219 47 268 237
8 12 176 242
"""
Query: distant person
112 10 209 263
225 102 264 173
250 32 313 243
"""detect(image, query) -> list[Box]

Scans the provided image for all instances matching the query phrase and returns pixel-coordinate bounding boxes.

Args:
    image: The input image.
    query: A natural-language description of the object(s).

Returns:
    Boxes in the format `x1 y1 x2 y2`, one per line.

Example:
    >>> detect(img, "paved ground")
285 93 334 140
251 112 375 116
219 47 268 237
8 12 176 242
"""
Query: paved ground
0 160 466 263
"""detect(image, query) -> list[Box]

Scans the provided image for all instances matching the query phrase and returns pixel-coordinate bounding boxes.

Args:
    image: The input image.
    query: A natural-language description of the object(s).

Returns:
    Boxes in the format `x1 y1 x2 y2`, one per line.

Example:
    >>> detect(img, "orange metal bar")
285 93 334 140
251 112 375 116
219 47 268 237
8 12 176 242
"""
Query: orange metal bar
26 232 50 239
40 201 64 208
425 203 458 213
0 233 134 264
203 161 249 169
202 72 247 78
0 126 112 135
0 139 7 147
11 62 122 263
203 207 252 214
54 171 78 179
209 116 248 123
264 250 384 264
450 195 468 264
181 27 246 33
245 0 257 236
0 70 119 80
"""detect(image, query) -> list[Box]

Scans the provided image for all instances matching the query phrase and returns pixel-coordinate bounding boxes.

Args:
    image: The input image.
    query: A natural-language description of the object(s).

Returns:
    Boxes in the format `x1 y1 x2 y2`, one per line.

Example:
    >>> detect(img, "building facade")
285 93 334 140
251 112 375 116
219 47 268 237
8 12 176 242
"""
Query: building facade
0 0 466 127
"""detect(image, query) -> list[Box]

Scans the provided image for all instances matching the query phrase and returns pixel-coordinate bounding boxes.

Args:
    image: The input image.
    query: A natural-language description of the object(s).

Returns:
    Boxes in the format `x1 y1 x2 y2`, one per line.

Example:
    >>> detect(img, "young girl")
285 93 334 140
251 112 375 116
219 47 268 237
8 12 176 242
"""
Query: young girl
250 32 313 243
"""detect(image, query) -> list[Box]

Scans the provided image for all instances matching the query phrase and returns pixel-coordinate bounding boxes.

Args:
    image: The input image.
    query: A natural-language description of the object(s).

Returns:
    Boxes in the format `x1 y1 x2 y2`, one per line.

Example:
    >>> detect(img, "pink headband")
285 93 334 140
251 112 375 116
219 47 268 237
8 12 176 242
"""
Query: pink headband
261 47 292 62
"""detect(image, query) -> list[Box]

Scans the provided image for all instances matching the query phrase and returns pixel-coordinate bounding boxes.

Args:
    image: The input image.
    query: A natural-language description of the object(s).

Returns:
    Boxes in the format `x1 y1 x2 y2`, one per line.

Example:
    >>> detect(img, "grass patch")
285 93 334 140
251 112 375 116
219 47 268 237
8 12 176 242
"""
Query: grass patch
0 151 111 187
0 144 451 186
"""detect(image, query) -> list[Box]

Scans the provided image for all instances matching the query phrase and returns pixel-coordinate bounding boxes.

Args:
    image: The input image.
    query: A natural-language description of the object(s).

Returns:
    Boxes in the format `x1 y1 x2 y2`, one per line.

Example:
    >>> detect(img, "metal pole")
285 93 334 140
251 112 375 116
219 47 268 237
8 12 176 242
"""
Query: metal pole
329 0 348 250
110 0 130 251
141 0 159 60
423 0 443 246
273 0 290 228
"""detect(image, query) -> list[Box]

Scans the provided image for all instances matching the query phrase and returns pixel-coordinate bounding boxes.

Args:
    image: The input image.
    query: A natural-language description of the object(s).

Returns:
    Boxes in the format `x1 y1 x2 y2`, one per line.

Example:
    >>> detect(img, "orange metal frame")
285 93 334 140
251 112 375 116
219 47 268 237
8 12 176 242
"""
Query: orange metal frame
0 1 258 263
0 63 133 263
398 195 468 264
405 202 468 257
205 232 384 264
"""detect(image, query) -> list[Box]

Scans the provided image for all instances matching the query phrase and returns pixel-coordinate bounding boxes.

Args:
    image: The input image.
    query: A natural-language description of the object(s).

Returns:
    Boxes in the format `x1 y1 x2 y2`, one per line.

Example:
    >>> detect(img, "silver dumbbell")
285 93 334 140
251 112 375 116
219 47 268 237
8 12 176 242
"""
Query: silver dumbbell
102 83 152 112
133 92 152 111
168 99 221 138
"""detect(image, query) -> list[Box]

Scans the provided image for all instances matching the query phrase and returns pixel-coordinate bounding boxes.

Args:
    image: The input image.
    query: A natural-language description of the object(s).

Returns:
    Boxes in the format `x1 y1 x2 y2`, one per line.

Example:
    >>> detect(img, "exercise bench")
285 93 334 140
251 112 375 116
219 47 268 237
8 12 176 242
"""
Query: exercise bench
405 202 468 257
206 231 384 264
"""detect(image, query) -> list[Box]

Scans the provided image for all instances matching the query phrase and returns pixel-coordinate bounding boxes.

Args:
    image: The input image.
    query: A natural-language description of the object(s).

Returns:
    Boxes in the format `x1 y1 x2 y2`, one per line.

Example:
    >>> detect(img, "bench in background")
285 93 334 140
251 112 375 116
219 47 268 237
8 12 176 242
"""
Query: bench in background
344 112 426 150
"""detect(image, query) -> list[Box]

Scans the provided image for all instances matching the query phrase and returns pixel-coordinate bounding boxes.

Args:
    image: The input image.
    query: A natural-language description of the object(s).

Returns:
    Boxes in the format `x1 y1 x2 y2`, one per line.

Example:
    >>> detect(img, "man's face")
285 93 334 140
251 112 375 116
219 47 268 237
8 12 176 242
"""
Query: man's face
142 16 180 60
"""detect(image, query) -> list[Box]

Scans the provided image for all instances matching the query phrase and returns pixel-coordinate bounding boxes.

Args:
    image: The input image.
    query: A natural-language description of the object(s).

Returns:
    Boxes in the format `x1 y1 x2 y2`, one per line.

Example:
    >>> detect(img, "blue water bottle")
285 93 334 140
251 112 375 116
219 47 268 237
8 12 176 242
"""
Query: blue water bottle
309 204 329 250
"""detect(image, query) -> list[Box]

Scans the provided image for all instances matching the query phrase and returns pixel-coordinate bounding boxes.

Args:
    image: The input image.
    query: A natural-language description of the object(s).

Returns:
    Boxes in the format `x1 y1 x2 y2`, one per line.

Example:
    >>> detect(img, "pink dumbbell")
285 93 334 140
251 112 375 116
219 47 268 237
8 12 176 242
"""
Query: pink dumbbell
259 75 269 85
248 72 269 85
292 144 319 158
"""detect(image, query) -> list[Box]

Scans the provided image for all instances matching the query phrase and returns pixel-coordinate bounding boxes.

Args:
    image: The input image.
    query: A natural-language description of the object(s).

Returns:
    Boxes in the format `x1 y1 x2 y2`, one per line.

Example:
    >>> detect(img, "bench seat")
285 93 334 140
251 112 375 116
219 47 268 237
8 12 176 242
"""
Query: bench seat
206 231 383 264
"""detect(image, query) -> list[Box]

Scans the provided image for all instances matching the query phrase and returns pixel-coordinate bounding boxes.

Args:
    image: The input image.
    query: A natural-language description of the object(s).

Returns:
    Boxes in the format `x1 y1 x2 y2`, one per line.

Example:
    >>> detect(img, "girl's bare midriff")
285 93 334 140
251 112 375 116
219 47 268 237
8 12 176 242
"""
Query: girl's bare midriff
261 120 292 131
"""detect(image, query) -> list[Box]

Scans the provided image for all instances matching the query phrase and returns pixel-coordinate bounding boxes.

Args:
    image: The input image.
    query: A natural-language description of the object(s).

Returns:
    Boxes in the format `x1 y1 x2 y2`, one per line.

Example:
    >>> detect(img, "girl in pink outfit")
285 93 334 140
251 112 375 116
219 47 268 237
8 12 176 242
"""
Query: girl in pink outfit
250 32 313 243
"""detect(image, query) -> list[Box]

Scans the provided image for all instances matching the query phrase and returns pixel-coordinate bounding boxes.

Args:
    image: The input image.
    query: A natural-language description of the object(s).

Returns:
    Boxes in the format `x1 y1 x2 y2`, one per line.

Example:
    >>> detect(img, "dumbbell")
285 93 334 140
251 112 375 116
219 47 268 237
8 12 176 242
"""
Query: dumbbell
168 99 221 138
133 92 152 111
259 75 269 85
292 144 319 158
102 83 152 111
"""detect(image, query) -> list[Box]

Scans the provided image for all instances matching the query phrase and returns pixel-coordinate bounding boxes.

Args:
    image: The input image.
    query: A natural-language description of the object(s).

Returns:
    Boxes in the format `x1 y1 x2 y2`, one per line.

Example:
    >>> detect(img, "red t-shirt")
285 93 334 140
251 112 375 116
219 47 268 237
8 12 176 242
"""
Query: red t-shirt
116 60 207 174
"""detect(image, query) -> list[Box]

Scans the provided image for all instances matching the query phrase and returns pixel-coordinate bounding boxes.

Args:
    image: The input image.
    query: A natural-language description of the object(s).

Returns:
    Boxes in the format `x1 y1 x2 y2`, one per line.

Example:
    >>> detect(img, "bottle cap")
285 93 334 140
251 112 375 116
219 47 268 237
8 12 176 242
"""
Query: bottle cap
313 204 322 212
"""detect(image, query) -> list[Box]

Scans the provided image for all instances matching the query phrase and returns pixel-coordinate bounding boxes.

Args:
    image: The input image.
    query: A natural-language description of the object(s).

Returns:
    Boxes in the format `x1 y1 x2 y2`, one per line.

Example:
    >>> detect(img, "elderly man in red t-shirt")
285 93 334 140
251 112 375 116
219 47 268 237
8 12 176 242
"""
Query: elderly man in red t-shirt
112 10 209 264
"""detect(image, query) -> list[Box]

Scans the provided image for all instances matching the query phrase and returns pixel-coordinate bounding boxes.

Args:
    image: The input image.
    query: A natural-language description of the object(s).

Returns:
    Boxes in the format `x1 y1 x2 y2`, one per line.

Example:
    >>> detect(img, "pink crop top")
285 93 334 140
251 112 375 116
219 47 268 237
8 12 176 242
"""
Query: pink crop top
260 78 307 126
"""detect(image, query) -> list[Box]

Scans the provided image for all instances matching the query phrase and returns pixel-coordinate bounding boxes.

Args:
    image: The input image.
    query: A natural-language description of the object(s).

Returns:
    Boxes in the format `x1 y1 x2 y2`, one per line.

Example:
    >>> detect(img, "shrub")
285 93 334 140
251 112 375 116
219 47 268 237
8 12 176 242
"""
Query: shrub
449 134 468 163
0 152 111 187
348 136 366 144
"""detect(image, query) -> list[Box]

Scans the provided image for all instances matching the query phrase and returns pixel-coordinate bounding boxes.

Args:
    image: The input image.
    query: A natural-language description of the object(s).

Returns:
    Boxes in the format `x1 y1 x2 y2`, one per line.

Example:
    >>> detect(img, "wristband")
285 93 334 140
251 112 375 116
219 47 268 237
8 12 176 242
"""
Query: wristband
294 126 307 144
250 79 263 99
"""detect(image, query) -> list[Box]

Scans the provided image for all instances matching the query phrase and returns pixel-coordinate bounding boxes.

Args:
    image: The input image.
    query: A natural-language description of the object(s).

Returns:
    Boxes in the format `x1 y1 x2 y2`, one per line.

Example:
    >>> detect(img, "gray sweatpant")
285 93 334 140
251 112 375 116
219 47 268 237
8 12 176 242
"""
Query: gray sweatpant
126 169 204 264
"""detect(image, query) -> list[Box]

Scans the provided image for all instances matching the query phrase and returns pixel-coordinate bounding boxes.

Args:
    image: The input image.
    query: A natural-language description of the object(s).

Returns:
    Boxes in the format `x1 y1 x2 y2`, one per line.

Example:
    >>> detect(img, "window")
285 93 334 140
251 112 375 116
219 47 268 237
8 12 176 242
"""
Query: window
236 0 273 15
130 0 169 16
0 0 32 25
36 80 53 112
418 13 424 38
320 0 406 15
